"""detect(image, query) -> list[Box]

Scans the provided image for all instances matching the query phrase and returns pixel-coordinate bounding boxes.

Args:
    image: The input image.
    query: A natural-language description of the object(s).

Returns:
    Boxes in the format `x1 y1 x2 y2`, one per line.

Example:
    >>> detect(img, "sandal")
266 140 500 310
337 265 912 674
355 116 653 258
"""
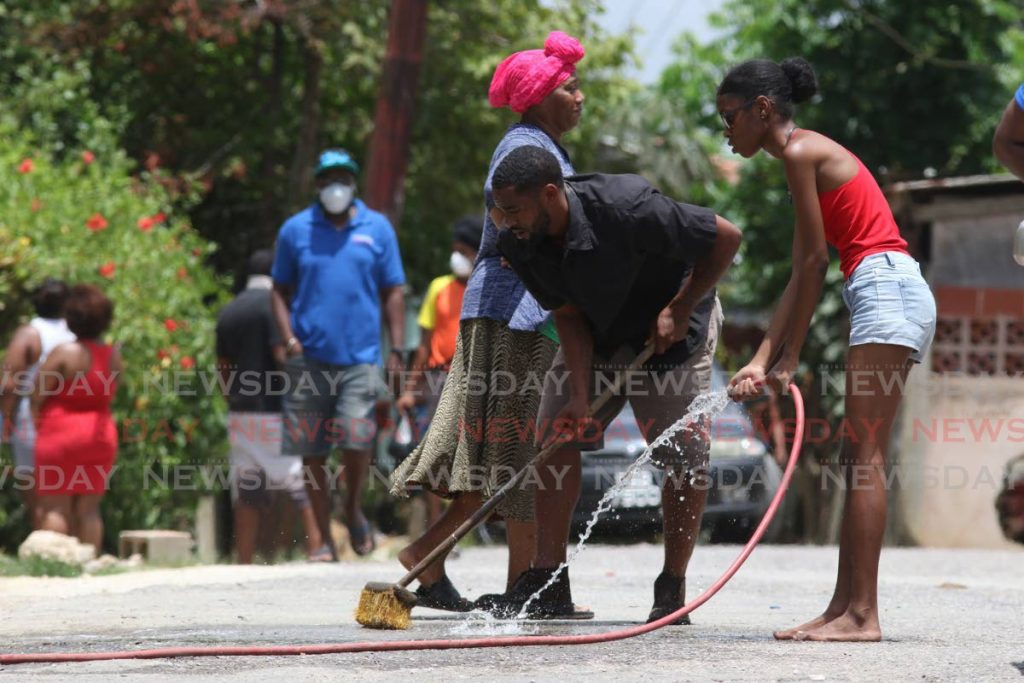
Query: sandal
306 544 334 563
348 518 377 556
646 571 691 625
414 575 474 612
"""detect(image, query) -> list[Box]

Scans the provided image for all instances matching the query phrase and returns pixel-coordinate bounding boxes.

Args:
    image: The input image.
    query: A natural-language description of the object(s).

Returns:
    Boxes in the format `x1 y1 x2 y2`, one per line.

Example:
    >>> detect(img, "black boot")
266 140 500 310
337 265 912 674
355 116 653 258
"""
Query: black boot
646 571 691 625
475 567 592 619
414 575 474 612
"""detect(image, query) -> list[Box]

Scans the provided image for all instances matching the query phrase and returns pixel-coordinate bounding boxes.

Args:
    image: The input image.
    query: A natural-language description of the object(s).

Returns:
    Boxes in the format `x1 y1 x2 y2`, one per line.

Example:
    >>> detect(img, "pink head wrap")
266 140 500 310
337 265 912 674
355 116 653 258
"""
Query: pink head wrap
488 31 585 114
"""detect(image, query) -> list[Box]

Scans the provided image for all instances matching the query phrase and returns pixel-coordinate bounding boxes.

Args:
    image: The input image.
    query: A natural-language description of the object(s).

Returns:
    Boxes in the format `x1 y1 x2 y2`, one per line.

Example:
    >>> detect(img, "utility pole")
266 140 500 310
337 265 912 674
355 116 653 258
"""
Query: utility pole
364 0 428 230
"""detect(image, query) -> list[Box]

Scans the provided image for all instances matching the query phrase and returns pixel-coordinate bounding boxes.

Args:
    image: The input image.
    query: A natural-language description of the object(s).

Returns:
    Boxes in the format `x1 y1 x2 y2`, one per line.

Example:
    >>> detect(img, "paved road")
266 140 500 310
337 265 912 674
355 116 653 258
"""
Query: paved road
1 543 1021 681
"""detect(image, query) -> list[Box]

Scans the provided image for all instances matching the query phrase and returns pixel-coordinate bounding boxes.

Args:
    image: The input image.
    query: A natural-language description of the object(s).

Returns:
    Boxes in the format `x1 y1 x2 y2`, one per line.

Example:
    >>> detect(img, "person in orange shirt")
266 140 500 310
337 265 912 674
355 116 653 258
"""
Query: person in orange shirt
394 216 481 539
396 215 482 426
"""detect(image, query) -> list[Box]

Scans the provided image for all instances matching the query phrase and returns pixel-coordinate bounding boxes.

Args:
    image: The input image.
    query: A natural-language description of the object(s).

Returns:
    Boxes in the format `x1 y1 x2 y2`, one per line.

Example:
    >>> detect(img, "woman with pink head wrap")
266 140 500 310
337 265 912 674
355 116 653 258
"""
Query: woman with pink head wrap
489 30 586 115
390 31 591 620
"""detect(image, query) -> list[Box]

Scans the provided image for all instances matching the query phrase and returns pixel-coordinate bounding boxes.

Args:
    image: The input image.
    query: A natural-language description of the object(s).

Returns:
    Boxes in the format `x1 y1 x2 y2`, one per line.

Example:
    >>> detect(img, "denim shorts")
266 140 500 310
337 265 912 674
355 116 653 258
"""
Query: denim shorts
280 355 383 456
842 251 936 363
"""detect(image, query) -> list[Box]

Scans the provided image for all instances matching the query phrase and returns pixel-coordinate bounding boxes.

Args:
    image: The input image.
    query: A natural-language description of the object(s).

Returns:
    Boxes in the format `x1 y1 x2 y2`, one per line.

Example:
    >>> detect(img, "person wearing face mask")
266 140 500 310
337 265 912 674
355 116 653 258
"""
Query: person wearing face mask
396 215 483 423
390 30 587 616
271 149 406 559
393 216 483 531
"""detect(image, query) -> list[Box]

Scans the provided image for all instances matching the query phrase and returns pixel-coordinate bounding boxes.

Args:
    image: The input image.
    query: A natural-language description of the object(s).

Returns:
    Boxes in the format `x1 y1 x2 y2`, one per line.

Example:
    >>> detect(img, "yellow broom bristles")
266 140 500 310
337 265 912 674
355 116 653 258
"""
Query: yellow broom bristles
355 587 413 630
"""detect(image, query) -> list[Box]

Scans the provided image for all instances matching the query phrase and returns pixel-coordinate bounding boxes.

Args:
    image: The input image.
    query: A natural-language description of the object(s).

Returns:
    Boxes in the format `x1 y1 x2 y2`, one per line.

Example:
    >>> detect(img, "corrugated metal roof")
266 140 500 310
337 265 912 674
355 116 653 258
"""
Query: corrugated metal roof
885 173 1021 194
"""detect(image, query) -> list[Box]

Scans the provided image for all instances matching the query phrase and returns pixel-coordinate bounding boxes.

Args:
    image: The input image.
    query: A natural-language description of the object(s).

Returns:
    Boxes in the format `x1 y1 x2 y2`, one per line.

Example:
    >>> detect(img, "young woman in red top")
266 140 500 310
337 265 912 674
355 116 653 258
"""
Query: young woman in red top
32 284 121 551
718 58 936 642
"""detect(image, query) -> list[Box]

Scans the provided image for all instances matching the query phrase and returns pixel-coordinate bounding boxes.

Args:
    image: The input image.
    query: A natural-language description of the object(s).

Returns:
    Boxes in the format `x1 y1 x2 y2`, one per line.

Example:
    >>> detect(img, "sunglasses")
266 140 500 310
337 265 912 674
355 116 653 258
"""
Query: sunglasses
719 98 757 130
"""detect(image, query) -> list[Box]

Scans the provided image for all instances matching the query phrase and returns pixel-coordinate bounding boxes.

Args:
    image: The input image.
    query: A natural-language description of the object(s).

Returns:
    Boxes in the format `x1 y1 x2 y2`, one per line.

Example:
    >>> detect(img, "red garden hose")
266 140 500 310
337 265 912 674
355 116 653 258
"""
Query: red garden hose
0 385 804 665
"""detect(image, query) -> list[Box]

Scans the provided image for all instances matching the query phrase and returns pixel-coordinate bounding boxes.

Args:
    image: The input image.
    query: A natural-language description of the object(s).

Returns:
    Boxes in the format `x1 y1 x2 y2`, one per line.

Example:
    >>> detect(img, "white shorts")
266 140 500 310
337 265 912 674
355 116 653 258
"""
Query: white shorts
227 412 304 503
10 402 36 473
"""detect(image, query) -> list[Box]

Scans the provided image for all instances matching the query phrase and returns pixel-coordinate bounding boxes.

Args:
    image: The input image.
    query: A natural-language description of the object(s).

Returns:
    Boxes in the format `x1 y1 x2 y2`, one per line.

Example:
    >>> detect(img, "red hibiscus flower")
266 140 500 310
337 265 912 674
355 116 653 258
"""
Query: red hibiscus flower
137 216 155 232
99 262 116 279
86 213 108 231
30 198 43 212
153 212 167 224
156 348 171 360
164 318 179 332
18 159 34 174
82 150 96 165
180 356 196 370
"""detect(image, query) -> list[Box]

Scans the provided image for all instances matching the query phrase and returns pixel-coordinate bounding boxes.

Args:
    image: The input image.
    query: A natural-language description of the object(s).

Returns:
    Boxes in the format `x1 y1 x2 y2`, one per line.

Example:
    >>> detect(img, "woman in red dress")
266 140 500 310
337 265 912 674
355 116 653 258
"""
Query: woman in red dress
32 284 121 550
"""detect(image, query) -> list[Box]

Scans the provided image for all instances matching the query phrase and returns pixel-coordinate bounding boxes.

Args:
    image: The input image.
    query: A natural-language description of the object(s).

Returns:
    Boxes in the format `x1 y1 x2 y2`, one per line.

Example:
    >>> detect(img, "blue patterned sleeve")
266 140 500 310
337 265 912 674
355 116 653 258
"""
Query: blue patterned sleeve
478 134 525 261
1016 83 1024 112
461 125 577 331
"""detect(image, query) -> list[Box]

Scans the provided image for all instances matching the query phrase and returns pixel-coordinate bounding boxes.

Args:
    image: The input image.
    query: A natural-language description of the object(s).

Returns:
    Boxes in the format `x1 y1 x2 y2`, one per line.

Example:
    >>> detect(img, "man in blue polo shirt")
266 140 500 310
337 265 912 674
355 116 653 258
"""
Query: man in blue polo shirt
994 82 1024 181
271 149 406 557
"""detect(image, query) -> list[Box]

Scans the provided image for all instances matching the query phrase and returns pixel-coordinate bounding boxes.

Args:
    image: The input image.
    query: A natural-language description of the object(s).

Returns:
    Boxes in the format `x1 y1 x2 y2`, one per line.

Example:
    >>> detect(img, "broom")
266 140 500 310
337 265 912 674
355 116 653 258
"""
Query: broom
355 343 656 629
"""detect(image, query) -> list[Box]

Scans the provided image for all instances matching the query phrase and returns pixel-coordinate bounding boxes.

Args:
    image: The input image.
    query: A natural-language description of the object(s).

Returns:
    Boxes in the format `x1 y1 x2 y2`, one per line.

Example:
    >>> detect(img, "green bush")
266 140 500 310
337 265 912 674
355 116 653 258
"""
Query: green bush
0 118 230 554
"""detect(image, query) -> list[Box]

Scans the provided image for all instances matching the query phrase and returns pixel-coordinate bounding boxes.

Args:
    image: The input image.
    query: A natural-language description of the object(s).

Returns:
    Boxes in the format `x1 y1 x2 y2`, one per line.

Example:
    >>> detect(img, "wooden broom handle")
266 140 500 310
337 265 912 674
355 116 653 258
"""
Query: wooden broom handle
396 343 656 589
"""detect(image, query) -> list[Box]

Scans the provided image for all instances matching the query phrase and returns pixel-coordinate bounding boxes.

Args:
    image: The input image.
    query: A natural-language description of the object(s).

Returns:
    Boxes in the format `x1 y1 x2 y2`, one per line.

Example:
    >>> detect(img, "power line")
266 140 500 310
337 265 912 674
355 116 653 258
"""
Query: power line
644 0 687 58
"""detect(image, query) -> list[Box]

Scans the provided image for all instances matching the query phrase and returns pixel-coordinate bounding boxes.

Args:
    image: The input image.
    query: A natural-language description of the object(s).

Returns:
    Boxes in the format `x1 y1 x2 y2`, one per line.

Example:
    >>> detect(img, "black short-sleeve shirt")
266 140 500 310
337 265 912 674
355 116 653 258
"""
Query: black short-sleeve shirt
498 173 718 367
215 287 284 412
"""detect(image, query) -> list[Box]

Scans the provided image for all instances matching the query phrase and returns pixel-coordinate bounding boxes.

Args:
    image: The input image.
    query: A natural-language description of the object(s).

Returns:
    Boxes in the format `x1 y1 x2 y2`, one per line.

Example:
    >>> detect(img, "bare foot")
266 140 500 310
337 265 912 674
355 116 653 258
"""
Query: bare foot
792 612 881 642
773 612 843 640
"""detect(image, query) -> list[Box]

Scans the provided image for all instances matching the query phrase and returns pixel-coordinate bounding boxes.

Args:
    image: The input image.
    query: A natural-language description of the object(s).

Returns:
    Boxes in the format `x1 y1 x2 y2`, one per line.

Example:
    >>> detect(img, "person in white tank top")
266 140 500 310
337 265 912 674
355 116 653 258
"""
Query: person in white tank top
1 279 75 527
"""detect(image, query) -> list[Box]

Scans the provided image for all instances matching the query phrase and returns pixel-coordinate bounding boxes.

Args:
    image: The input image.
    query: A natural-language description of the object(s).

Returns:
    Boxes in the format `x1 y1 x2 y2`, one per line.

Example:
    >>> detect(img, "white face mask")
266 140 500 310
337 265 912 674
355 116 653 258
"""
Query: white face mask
319 182 354 215
450 251 474 278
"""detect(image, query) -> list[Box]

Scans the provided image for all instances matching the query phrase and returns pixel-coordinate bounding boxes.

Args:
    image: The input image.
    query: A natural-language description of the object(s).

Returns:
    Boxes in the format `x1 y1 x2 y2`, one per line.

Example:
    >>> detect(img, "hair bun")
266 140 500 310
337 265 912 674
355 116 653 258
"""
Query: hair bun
780 57 818 104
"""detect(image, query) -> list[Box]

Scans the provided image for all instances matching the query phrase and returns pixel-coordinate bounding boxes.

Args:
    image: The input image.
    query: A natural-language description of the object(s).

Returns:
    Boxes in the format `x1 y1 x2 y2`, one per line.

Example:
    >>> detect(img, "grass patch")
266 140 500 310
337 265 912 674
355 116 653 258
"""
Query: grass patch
0 553 83 577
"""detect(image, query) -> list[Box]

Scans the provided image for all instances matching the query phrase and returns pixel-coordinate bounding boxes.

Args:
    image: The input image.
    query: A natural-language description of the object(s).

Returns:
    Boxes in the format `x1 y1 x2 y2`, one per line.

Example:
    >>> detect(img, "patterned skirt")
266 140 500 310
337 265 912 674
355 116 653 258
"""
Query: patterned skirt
390 318 557 521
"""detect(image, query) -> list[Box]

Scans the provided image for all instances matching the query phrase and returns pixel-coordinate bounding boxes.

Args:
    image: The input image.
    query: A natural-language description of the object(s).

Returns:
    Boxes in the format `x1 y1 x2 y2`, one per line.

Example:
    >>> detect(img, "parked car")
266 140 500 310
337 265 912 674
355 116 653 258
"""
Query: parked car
572 364 787 543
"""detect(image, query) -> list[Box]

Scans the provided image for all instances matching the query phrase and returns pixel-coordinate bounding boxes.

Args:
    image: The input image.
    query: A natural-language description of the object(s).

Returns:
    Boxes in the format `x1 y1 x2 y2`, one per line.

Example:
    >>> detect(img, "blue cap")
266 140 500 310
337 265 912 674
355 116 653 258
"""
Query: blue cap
315 149 360 176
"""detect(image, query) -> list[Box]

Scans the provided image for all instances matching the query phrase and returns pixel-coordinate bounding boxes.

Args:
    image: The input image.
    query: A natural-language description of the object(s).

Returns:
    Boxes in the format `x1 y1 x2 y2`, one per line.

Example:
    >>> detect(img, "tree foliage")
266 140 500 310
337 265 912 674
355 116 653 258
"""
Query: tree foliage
663 0 1023 365
716 0 1021 180
0 0 638 291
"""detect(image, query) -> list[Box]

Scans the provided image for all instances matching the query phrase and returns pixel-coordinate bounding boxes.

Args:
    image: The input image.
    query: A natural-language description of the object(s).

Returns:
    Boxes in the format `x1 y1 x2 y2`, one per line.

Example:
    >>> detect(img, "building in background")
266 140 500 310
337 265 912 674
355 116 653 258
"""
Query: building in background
885 173 1024 549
